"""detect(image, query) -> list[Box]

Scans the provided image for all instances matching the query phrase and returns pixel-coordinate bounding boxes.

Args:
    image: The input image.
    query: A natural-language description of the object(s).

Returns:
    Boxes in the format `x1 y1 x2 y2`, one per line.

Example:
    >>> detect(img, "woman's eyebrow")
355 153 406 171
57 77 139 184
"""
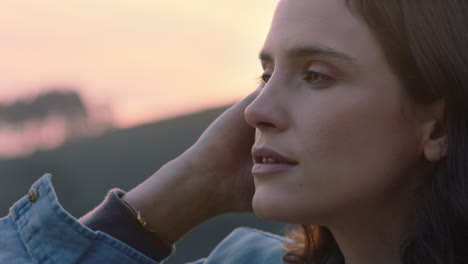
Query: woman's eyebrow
259 45 357 66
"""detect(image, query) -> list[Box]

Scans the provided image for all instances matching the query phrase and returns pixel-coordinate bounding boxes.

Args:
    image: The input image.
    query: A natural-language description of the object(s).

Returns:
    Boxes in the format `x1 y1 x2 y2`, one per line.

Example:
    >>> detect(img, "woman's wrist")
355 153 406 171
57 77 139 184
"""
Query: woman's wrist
122 154 229 244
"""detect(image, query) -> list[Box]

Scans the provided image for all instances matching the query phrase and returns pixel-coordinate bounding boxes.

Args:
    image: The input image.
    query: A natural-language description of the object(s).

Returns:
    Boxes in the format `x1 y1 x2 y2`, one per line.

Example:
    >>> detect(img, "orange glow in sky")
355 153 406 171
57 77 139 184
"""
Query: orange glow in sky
0 0 276 127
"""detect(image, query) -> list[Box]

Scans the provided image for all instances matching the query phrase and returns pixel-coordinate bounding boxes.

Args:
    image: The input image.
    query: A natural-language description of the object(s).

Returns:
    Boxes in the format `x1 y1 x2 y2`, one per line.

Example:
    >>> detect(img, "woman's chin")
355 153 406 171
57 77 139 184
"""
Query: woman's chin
252 188 337 225
252 190 302 224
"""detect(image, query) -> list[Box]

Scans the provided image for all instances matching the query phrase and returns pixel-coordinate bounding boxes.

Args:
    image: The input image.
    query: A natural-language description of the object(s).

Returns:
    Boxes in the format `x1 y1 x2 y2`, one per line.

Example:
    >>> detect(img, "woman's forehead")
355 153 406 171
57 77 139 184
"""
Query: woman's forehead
272 0 352 29
263 0 377 65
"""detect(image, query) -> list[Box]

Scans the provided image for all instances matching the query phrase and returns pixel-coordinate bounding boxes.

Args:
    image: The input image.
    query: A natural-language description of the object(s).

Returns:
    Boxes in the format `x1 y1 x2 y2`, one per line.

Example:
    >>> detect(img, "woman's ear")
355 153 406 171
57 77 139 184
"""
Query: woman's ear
421 99 447 162
424 133 447 162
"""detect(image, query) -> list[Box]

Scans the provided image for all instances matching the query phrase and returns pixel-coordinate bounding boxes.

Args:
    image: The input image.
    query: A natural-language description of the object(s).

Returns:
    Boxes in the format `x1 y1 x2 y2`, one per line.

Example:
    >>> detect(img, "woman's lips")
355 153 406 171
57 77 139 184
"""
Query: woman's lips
252 162 297 175
251 147 298 175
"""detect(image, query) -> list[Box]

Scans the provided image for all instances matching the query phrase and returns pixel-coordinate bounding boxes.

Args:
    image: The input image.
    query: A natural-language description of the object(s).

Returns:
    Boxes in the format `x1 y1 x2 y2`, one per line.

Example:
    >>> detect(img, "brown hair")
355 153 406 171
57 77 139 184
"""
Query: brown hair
283 0 468 263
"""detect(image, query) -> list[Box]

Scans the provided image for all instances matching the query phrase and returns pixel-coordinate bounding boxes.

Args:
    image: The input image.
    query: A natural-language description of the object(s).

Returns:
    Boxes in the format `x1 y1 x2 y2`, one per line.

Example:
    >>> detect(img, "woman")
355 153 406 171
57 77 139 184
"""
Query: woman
1 0 466 263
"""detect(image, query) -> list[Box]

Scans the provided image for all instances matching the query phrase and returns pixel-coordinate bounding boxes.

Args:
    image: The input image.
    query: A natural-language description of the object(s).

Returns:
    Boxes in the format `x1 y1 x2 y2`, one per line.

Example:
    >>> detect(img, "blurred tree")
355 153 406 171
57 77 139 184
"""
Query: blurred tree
0 89 88 126
0 89 113 158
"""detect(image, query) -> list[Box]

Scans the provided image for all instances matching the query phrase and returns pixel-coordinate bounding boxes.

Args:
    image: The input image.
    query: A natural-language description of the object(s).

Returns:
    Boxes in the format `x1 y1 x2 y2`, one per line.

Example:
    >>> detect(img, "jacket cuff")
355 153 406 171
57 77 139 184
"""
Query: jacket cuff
10 174 159 264
79 188 174 262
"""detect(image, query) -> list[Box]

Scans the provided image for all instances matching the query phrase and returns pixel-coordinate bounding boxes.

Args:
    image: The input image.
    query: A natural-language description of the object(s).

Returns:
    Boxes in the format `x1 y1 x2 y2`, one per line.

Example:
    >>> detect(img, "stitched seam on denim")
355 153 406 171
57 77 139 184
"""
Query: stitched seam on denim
1 215 36 263
14 195 53 264
71 240 96 264
30 180 55 264
14 197 31 218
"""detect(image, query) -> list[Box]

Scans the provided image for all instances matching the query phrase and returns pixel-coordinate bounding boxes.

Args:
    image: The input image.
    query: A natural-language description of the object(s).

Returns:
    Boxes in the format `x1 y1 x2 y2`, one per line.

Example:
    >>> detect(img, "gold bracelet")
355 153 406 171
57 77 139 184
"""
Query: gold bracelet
136 211 158 233
119 194 172 247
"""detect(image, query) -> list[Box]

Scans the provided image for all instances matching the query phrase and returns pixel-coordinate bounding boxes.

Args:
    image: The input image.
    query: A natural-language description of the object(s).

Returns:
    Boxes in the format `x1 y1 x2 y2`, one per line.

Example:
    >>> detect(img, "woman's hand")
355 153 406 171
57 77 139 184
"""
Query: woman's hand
181 88 261 213
123 89 260 244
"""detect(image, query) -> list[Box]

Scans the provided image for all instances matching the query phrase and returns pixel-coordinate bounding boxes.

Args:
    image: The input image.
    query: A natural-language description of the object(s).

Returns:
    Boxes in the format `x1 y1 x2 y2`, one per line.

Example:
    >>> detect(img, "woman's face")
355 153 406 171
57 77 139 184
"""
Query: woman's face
245 0 427 224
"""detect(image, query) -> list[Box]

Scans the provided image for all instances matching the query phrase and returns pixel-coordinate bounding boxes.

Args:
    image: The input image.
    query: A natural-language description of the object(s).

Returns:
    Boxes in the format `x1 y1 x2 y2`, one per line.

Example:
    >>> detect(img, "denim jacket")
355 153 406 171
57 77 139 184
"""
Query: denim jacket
0 175 292 264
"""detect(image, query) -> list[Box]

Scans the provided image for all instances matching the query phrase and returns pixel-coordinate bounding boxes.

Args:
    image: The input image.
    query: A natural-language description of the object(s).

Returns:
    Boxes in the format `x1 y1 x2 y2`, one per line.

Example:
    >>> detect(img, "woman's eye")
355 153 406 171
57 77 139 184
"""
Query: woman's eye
259 73 271 84
303 71 332 85
258 71 333 86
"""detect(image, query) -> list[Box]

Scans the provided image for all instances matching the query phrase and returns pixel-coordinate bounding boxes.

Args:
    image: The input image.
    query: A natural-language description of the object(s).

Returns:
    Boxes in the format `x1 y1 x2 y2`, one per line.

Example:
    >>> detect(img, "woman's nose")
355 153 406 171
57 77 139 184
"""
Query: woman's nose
244 85 288 132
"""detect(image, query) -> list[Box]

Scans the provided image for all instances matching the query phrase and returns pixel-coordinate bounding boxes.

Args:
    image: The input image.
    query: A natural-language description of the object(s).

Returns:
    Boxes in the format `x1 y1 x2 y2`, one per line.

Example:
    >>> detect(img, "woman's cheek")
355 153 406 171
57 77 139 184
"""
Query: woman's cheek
298 101 414 203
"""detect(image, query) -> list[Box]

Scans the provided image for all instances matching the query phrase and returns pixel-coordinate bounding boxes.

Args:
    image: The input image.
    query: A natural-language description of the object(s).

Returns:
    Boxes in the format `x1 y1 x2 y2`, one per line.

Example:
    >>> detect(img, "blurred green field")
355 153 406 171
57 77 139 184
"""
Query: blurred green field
0 105 287 263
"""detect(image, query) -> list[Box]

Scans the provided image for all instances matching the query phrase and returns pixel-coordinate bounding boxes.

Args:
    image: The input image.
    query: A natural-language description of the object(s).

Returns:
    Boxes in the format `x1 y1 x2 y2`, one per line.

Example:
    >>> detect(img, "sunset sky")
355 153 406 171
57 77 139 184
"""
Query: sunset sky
0 0 276 127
